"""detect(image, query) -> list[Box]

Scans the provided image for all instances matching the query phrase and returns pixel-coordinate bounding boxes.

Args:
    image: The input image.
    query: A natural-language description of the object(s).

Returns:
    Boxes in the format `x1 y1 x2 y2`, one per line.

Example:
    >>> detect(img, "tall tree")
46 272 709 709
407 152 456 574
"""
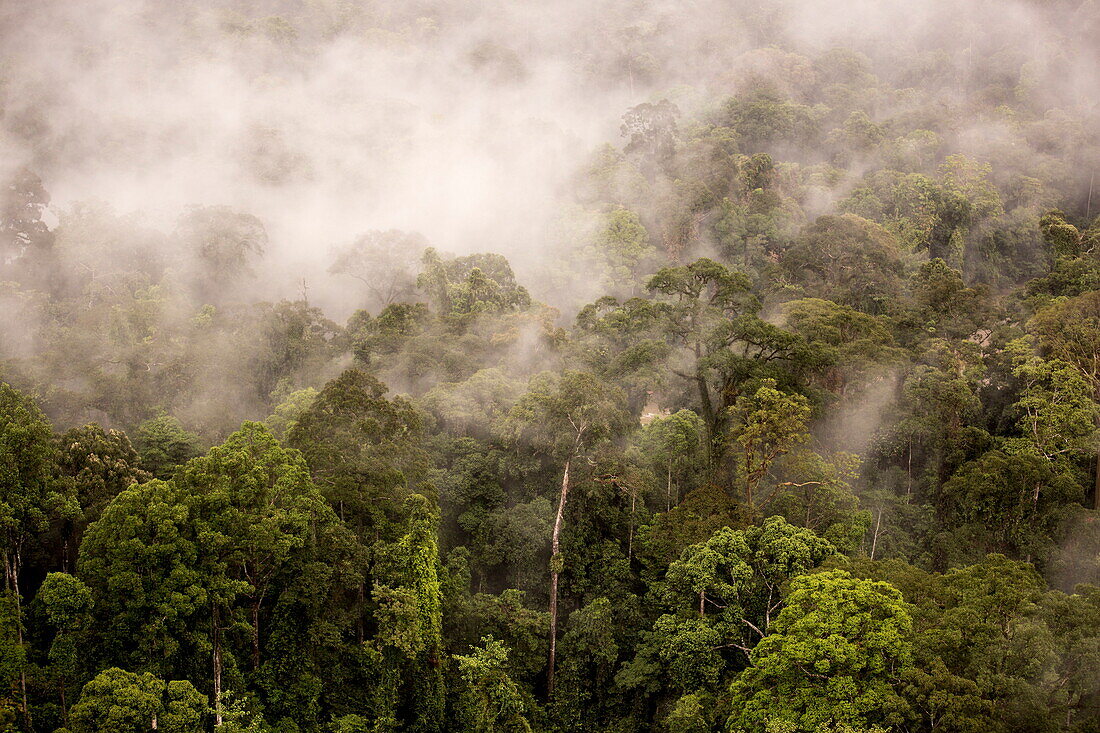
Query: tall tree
646 258 824 471
727 570 913 733
1030 291 1100 508
0 167 53 268
370 494 446 732
497 371 631 697
172 422 348 720
328 230 427 310
0 383 57 728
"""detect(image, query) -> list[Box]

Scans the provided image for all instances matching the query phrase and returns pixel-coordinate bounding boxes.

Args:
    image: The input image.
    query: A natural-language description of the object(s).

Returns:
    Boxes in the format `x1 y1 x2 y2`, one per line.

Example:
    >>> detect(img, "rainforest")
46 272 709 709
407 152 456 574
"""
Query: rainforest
0 1 1099 731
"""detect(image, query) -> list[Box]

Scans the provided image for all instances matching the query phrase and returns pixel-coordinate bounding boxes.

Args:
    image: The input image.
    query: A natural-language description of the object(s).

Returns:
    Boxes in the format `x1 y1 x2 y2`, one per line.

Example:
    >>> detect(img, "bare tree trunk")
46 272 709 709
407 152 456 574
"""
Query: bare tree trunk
870 508 883 561
907 439 913 498
547 458 571 699
666 461 672 511
213 605 223 727
699 590 705 618
5 550 30 731
251 599 261 671
628 489 636 561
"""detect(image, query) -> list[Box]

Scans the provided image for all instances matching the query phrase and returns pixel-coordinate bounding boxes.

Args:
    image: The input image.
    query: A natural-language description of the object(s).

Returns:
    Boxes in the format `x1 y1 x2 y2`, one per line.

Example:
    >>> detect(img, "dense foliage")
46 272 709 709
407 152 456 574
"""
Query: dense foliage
2 0 1100 731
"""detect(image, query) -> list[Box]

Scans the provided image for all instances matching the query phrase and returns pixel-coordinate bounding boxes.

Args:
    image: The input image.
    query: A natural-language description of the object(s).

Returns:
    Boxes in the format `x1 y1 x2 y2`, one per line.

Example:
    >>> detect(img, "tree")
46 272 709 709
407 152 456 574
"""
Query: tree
728 379 810 507
497 371 631 697
0 382 56 728
370 494 445 732
66 667 207 733
133 415 202 480
646 258 825 471
909 259 990 340
454 637 533 733
177 206 267 301
54 424 150 570
940 451 1083 562
0 593 25 729
781 214 907 314
172 422 347 720
420 369 522 440
768 450 869 554
1029 291 1100 509
621 100 680 175
720 94 821 153
583 207 655 296
572 295 672 411
77 479 207 684
783 298 902 381
551 598 621 730
36 572 93 725
1004 341 1098 470
417 249 532 317
262 384 319 440
288 369 430 538
664 517 836 644
0 166 52 267
637 409 707 510
328 230 427 310
727 570 913 733
0 383 55 593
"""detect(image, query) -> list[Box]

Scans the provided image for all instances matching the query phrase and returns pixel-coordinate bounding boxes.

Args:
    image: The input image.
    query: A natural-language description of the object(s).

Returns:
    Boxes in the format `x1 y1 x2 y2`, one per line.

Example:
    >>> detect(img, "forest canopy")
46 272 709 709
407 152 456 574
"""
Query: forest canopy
1 0 1100 731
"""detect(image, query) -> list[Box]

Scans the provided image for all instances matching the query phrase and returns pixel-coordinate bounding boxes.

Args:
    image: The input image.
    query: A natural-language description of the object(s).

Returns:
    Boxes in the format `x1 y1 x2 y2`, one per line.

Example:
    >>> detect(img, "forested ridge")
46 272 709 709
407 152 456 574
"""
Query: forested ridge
1 0 1100 731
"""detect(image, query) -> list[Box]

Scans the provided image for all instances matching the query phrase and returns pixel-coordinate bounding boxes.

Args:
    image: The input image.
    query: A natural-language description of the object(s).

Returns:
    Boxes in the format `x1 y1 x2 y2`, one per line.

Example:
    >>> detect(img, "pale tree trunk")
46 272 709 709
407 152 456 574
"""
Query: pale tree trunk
870 508 884 561
213 605 223 727
547 457 571 698
627 489 636 561
666 461 673 511
4 549 29 730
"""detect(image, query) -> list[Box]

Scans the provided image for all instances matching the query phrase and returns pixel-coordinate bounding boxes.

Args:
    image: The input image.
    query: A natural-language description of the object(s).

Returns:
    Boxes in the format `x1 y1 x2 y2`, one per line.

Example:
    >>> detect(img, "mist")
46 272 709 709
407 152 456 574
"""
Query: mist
3 0 1096 316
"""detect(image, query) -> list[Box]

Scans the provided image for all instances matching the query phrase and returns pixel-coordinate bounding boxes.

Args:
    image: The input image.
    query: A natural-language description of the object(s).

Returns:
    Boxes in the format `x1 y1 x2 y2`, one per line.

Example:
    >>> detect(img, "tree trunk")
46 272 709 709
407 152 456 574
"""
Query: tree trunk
666 460 673 511
5 550 30 731
356 582 365 645
695 373 718 464
1093 447 1100 511
547 457 571 699
628 489 636 561
907 439 913 498
870 508 883 561
213 605 223 727
59 675 69 726
251 599 261 671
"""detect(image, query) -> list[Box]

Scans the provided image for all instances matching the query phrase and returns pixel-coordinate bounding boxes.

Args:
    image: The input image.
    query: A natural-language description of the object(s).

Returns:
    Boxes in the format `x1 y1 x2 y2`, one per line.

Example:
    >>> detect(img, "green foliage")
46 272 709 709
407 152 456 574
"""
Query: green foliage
288 369 430 538
263 385 320 440
133 415 202 480
728 570 913 733
4 9 1100 732
454 637 533 733
780 214 907 314
66 667 206 733
728 380 811 506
